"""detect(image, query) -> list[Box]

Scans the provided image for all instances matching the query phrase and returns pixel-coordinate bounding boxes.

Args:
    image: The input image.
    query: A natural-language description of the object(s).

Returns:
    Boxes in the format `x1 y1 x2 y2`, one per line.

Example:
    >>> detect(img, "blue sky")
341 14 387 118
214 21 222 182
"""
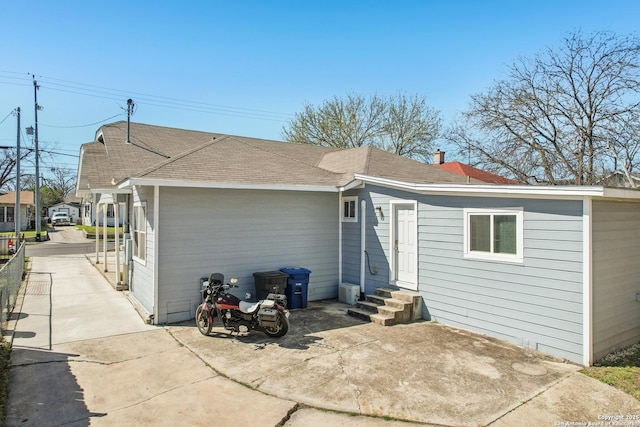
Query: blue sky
1 1 639 179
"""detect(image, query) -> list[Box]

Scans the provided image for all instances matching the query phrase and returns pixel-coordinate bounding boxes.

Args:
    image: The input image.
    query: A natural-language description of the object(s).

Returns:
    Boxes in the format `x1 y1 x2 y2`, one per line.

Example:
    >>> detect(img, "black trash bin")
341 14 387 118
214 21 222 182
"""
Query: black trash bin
280 267 311 309
253 271 289 301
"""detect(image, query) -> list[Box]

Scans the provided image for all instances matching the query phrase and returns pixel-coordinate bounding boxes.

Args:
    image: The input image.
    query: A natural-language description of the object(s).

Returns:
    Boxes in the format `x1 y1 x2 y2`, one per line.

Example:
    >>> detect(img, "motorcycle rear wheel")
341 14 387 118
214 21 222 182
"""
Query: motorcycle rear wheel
263 311 289 338
196 305 213 336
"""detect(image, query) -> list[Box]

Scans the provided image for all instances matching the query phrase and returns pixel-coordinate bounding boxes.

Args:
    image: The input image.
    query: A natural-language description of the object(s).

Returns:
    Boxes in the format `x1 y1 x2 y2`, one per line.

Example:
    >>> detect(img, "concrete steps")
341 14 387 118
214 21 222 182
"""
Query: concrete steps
347 287 422 326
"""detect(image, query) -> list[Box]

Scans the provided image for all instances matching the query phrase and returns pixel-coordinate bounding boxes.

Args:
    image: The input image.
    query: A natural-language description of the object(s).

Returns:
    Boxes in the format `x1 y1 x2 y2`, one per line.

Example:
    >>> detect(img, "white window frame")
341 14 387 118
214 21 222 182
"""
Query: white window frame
463 207 524 263
132 203 147 262
342 196 358 223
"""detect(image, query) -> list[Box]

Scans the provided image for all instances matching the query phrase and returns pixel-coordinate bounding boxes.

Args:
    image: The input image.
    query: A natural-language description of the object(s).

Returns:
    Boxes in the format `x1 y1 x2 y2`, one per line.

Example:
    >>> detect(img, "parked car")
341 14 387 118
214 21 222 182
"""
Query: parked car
51 212 71 226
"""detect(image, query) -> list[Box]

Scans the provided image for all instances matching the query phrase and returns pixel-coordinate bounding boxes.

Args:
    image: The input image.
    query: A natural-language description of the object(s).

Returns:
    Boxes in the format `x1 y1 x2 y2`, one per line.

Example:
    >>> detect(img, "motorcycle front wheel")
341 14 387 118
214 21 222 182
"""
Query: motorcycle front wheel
263 311 289 338
195 304 213 336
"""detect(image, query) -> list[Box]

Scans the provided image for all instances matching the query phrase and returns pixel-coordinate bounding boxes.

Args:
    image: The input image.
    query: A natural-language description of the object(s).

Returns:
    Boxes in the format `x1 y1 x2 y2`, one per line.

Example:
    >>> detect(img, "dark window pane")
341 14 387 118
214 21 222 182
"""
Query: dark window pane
470 215 490 252
494 215 516 254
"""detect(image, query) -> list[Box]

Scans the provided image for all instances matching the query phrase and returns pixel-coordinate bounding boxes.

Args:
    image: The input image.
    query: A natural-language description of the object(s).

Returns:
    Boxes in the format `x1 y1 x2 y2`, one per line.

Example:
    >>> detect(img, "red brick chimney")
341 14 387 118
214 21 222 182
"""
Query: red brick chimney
434 149 445 165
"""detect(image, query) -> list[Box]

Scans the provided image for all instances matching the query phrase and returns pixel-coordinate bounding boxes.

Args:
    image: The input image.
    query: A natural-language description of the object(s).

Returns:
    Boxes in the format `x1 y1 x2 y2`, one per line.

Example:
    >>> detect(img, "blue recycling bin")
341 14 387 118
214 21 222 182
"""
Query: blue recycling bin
280 267 311 309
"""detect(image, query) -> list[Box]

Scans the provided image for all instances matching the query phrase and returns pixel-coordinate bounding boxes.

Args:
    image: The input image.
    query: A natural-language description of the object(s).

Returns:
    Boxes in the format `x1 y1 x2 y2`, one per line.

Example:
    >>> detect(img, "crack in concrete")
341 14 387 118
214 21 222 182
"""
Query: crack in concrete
337 350 362 414
485 371 578 426
103 375 215 415
12 346 179 368
164 329 425 425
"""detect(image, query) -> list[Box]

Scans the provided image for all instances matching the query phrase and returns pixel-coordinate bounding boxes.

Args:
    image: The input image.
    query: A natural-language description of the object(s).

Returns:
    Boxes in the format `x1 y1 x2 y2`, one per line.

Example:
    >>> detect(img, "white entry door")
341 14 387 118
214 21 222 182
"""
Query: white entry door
394 204 417 290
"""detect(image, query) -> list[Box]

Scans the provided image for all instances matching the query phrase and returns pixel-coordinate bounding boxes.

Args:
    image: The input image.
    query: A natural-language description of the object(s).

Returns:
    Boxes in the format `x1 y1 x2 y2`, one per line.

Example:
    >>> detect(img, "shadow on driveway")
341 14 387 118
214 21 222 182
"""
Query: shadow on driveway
6 348 106 427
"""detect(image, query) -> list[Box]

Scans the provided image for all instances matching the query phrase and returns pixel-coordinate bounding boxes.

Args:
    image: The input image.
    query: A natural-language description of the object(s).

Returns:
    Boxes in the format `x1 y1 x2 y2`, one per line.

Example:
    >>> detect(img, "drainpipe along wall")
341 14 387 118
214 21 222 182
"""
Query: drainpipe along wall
338 192 343 285
360 199 366 295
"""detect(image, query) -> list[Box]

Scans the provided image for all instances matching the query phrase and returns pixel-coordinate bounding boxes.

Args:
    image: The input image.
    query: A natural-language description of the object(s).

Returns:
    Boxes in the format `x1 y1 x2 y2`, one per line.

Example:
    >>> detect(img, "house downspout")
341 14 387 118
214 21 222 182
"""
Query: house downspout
152 185 160 325
338 192 343 285
360 199 366 295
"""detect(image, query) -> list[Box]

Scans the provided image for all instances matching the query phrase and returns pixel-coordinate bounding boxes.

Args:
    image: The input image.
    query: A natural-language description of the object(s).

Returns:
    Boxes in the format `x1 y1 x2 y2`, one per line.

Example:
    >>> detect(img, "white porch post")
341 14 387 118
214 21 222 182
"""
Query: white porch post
94 194 99 264
115 198 121 284
103 204 108 271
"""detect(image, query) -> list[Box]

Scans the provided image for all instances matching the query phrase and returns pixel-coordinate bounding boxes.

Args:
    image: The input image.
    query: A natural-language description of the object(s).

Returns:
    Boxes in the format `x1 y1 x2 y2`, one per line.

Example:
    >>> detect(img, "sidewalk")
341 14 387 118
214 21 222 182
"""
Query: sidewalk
6 254 296 427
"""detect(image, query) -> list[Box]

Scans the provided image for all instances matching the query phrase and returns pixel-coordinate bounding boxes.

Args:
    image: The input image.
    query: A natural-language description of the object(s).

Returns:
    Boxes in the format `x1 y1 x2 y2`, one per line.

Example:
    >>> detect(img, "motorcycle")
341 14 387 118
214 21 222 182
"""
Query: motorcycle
195 273 290 338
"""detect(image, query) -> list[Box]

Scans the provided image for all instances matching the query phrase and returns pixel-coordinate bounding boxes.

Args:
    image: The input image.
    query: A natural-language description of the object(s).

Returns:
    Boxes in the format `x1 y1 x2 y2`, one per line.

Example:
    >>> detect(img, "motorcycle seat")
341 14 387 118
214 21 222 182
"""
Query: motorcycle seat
239 299 275 314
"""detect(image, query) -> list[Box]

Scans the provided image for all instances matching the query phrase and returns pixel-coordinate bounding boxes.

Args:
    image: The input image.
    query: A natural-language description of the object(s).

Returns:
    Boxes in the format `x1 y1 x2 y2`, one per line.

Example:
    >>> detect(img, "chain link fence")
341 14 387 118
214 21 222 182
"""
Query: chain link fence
0 241 25 328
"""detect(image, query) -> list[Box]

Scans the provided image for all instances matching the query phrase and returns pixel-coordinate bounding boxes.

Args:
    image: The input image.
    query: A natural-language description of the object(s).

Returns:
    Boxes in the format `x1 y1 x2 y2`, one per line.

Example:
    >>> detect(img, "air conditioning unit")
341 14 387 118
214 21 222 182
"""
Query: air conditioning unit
339 283 360 305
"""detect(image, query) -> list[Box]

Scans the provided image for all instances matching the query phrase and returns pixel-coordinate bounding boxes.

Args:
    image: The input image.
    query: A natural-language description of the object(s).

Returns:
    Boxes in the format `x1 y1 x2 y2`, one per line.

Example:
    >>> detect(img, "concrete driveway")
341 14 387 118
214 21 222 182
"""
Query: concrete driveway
170 304 640 426
6 246 640 426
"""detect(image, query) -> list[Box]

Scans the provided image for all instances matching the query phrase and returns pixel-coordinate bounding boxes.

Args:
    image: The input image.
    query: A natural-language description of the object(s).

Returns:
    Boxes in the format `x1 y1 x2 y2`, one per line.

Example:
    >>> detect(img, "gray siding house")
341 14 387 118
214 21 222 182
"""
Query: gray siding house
76 121 640 365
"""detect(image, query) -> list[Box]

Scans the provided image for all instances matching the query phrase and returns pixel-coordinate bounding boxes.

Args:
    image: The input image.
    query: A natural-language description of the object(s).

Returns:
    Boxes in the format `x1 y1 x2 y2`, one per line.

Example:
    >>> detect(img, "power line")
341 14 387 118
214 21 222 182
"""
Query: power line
35 74 293 117
0 110 14 126
4 79 291 123
39 148 79 158
1 71 295 128
40 113 124 129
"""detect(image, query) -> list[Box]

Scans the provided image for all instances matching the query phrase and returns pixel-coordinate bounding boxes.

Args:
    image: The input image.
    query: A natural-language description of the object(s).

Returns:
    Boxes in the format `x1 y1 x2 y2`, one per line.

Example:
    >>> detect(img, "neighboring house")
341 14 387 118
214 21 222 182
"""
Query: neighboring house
0 191 34 233
597 170 640 188
80 200 125 227
433 149 522 184
47 202 80 224
76 121 640 366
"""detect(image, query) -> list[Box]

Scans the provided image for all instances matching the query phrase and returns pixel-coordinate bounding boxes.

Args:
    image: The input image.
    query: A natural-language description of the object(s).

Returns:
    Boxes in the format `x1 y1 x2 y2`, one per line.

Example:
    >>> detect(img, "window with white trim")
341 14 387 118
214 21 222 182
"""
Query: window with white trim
464 208 523 262
132 204 147 261
342 196 358 223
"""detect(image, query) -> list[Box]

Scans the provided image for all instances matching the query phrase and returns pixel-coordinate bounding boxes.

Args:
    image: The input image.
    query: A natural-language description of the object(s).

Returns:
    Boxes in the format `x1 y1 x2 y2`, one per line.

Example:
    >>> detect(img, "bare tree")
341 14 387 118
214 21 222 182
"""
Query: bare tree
0 148 34 191
445 31 640 186
282 92 441 161
48 167 76 199
377 92 441 162
283 94 384 148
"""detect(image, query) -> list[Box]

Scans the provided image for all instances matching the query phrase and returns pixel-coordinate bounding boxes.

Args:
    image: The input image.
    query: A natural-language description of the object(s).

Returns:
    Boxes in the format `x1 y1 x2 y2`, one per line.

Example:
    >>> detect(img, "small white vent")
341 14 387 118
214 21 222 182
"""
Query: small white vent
339 283 360 305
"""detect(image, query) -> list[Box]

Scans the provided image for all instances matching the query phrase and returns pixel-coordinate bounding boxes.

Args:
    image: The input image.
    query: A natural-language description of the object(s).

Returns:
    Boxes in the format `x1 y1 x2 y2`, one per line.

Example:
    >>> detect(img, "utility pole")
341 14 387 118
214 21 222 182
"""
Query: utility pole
33 78 42 241
15 107 20 241
125 98 134 144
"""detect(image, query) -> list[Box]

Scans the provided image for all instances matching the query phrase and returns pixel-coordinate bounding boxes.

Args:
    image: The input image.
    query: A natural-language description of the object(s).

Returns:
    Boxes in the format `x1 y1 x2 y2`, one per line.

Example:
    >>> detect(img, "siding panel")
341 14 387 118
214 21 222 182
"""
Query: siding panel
417 195 585 363
155 188 339 323
592 199 640 361
340 187 588 362
130 186 155 315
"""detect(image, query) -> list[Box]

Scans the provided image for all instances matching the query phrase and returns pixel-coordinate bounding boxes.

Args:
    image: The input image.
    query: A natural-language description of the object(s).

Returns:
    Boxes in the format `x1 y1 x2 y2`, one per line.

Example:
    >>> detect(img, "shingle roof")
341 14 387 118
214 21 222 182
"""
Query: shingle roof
76 121 484 193
437 162 521 185
0 191 34 205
